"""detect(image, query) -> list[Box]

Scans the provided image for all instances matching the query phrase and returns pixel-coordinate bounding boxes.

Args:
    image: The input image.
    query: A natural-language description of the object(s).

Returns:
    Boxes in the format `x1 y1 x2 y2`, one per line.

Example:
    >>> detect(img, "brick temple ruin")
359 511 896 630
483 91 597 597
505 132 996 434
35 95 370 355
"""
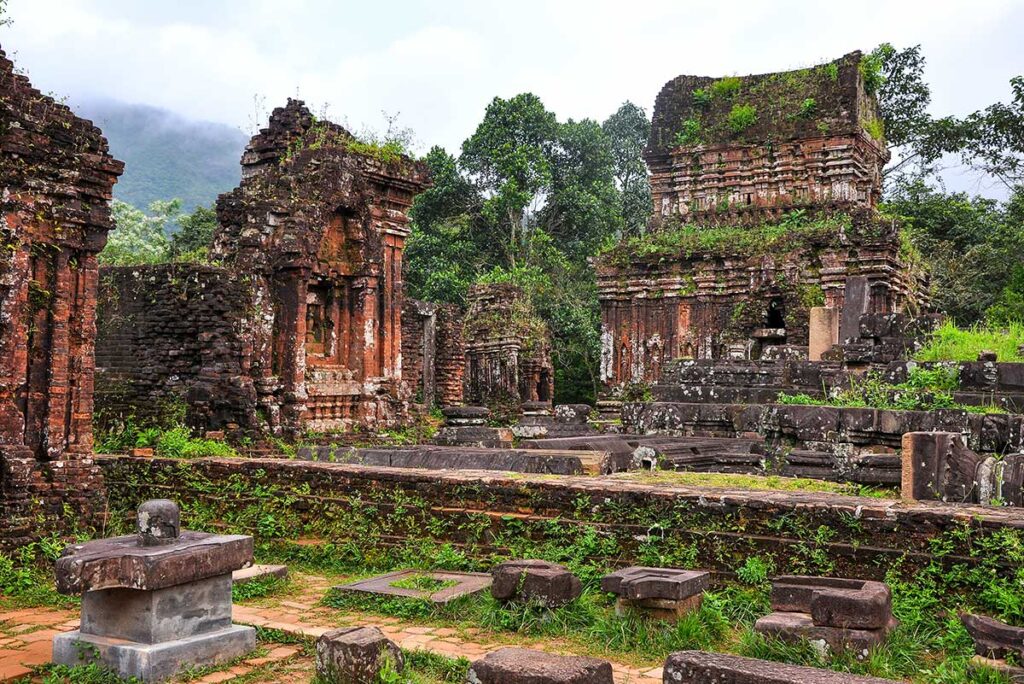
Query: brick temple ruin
596 51 924 390
0 48 123 546
96 100 431 436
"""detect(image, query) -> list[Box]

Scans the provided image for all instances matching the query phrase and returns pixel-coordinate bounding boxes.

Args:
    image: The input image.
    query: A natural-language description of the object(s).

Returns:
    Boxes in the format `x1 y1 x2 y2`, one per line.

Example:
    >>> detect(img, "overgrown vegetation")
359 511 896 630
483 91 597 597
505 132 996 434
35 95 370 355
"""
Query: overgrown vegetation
611 471 895 498
599 210 852 265
95 404 238 459
777 365 1005 414
915 321 1024 363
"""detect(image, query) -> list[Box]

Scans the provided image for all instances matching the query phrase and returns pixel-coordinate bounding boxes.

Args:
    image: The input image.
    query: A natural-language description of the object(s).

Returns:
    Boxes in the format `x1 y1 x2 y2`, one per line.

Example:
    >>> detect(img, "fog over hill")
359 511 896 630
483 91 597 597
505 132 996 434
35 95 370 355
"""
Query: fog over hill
76 98 248 212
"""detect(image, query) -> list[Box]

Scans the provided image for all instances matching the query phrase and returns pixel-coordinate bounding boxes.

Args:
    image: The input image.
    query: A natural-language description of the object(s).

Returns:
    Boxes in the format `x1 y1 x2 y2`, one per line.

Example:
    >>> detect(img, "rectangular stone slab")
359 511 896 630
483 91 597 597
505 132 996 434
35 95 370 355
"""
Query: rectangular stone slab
754 612 893 652
53 624 256 683
56 531 253 594
663 650 899 682
334 570 491 604
601 567 710 601
80 574 233 644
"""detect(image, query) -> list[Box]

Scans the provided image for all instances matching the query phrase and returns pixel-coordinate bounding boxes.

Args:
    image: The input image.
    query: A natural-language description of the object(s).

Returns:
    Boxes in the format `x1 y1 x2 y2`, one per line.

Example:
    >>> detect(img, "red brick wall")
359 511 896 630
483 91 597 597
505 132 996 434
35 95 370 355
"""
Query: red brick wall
0 47 123 547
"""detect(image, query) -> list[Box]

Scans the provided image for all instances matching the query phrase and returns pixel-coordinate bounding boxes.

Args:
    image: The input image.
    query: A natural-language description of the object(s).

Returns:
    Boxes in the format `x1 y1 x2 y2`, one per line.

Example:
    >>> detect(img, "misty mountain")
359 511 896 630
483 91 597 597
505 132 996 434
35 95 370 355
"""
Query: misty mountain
75 98 248 212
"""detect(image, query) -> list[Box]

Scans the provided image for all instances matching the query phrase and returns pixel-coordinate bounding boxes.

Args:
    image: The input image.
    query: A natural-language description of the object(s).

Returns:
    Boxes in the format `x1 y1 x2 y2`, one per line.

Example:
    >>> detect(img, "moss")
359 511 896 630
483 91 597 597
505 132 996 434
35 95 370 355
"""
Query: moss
598 211 852 267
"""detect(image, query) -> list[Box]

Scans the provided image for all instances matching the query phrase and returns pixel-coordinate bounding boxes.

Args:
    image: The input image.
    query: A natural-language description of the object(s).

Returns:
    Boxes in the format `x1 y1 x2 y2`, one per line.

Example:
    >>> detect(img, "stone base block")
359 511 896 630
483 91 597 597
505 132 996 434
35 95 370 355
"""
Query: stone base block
615 595 702 621
663 650 900 683
468 647 613 683
754 612 894 653
53 624 256 682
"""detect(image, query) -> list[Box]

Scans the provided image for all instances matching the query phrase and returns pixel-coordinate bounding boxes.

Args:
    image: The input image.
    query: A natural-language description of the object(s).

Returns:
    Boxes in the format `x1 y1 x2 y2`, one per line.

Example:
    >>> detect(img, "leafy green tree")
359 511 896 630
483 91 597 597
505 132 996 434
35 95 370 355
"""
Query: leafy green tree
540 117 622 261
602 102 652 236
100 199 178 265
884 180 1024 324
168 204 217 260
460 94 559 267
960 76 1024 190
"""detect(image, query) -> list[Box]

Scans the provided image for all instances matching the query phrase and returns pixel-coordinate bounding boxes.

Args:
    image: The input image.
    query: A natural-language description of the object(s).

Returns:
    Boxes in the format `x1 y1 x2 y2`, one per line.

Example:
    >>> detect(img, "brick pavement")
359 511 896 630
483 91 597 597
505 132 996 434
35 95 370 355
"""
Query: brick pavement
0 573 663 683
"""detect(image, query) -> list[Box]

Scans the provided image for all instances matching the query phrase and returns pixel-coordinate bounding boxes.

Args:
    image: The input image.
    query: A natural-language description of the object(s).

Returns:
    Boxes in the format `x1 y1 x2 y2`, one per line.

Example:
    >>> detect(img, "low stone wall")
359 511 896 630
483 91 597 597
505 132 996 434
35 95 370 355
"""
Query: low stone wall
99 456 1024 581
624 402 1024 455
656 359 1024 411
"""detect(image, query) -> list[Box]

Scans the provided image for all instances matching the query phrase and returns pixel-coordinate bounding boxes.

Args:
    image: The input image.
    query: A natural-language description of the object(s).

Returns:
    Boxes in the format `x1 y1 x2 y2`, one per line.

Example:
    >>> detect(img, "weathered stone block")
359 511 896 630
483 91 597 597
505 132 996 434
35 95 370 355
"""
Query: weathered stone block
961 613 1024 661
467 648 613 683
492 560 582 607
315 626 403 684
601 566 709 601
662 650 899 683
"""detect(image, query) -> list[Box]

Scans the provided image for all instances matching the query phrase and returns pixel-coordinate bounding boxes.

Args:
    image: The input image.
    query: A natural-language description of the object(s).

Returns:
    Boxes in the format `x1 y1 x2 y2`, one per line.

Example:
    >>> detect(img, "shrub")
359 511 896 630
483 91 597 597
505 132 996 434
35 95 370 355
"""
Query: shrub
727 104 757 134
915 320 1024 363
674 118 702 146
710 76 742 98
692 88 711 109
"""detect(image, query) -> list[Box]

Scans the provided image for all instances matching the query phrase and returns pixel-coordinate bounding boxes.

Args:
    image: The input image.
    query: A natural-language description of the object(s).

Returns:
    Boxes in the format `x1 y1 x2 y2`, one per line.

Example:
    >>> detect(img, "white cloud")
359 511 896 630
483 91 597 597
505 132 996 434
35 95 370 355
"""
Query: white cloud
1 0 1020 195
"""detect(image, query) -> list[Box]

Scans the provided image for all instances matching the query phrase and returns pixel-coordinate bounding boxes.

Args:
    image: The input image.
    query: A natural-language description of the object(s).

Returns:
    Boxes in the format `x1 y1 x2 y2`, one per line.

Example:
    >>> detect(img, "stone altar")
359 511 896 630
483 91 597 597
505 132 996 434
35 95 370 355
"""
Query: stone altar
52 500 256 682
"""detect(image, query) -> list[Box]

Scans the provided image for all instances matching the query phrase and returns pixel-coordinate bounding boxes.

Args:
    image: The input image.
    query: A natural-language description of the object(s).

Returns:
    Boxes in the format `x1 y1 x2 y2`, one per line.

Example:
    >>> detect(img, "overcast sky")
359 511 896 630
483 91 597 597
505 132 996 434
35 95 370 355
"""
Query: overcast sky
2 0 1021 197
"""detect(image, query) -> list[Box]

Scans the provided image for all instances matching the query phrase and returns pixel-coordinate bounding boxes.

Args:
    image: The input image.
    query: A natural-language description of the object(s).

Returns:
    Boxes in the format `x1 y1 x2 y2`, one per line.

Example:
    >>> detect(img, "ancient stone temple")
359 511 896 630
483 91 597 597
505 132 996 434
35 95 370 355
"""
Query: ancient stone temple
463 284 554 407
0 48 123 546
95 100 429 436
401 299 464 408
596 52 924 389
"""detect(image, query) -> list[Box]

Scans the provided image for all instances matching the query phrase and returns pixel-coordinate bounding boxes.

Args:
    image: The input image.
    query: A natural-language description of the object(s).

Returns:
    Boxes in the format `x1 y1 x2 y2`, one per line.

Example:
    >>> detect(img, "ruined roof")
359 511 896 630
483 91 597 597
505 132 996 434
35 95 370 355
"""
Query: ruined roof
645 51 882 159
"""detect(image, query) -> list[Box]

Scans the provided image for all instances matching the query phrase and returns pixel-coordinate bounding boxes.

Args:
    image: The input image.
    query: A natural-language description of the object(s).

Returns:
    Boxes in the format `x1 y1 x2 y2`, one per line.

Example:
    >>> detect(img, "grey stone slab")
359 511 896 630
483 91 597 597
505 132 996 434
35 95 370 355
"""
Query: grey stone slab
56 531 253 594
80 574 233 644
233 564 288 586
53 624 256 683
334 570 491 604
663 650 899 682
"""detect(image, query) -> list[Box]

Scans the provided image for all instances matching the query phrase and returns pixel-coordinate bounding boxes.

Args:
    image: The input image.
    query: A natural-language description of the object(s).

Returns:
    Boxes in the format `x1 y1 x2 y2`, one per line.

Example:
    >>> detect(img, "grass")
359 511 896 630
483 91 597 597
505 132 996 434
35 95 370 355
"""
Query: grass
776 365 1008 415
916 321 1024 363
232 574 292 602
598 211 852 266
390 574 458 593
609 470 896 498
95 419 237 459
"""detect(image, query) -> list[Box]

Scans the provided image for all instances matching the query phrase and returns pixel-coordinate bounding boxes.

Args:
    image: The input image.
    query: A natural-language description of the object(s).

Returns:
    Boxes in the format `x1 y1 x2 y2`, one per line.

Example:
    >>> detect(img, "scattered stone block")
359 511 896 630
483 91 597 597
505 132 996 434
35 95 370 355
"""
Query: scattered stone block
467 647 613 683
554 404 592 424
334 569 491 604
961 613 1024 663
232 564 288 586
491 560 582 607
755 576 896 653
901 431 992 503
52 500 256 682
662 650 899 683
601 567 710 621
315 626 403 684
442 406 491 426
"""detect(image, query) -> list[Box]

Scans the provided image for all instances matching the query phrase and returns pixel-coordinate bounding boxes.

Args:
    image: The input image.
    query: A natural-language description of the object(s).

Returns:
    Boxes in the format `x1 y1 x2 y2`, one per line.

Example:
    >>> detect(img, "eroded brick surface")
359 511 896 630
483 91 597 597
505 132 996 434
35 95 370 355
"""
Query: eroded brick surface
0 47 123 548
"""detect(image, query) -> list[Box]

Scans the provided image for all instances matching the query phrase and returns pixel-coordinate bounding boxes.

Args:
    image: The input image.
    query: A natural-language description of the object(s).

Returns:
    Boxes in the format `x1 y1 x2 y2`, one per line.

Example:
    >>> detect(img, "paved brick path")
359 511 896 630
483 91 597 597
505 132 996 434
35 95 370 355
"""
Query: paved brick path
1 574 663 683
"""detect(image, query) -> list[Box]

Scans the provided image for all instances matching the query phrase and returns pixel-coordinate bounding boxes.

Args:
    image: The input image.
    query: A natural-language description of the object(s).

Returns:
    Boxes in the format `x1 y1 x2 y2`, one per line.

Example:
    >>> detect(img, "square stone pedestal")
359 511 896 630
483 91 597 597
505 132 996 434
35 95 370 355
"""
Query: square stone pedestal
54 624 255 683
52 573 255 681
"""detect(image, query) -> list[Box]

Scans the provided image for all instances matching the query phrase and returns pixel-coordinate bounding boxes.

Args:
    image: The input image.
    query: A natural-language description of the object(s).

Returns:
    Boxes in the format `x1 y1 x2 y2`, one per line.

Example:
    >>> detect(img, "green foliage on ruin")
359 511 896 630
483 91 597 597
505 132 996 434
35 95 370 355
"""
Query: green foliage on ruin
709 76 743 99
777 365 1007 414
727 103 758 133
598 210 851 266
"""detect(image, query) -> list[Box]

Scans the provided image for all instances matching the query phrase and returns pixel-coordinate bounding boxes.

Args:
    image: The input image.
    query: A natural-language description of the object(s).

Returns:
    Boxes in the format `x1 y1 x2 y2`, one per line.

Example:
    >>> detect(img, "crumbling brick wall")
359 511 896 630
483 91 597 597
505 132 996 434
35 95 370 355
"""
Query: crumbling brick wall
463 284 553 407
94 100 430 438
401 299 437 406
0 48 123 547
596 52 924 390
95 265 262 434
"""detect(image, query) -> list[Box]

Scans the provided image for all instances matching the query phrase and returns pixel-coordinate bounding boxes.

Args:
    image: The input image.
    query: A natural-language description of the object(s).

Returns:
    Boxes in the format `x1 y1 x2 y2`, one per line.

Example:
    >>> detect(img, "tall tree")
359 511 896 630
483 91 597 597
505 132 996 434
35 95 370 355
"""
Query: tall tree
460 94 559 268
602 102 652 235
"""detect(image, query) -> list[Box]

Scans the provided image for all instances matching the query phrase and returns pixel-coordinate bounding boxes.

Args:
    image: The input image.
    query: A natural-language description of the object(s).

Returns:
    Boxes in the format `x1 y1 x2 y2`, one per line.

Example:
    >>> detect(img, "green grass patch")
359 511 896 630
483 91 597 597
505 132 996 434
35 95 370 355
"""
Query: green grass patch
915 321 1024 363
610 471 895 498
231 574 291 602
777 365 1007 415
390 574 458 593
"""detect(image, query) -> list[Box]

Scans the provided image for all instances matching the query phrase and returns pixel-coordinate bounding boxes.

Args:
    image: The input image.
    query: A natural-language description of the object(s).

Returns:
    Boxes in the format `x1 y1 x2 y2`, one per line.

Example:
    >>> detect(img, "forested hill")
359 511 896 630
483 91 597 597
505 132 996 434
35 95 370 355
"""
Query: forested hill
76 98 248 212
